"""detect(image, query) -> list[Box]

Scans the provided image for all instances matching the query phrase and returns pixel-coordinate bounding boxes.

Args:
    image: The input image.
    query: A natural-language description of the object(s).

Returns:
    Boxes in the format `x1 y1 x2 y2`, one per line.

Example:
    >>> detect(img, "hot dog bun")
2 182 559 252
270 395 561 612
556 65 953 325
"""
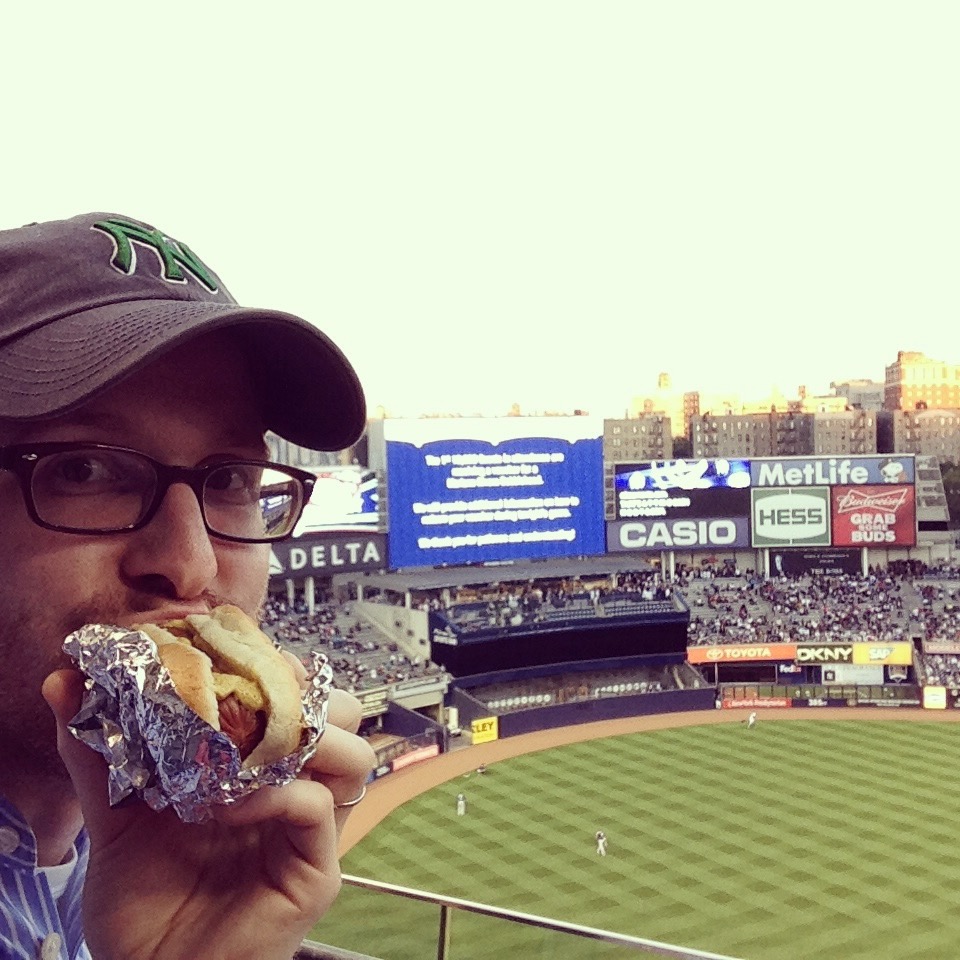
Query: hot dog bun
140 605 303 768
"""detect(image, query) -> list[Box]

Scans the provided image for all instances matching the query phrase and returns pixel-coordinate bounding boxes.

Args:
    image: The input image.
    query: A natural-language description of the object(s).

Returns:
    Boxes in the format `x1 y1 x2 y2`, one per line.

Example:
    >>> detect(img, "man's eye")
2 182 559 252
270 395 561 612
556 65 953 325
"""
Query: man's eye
206 465 260 498
38 451 141 495
54 455 118 485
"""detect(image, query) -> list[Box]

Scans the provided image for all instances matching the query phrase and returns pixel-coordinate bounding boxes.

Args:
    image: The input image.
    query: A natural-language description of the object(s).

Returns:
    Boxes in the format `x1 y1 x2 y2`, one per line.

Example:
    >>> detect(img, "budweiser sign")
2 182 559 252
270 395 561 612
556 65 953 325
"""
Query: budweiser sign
835 488 908 514
831 484 916 548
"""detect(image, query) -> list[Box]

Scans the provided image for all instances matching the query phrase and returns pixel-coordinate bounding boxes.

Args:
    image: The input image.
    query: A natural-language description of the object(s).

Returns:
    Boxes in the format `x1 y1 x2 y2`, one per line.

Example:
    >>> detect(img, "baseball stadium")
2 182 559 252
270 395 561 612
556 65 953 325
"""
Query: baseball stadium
272 424 960 959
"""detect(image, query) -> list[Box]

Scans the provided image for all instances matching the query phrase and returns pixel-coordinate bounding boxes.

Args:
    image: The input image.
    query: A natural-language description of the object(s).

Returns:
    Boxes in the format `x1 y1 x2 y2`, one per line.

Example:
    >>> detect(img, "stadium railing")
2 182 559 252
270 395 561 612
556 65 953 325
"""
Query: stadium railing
296 874 742 960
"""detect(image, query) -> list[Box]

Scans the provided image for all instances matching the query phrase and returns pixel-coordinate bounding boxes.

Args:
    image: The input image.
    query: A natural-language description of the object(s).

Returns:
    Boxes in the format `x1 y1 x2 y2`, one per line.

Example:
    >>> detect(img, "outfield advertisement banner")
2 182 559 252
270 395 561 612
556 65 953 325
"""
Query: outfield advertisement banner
690 642 912 666
923 686 948 710
383 417 604 568
923 639 960 655
831 485 916 547
797 643 913 666
751 487 831 547
607 516 750 552
471 716 499 743
687 644 798 664
851 642 913 665
720 696 792 709
391 744 441 770
822 664 885 685
613 459 751 520
750 456 916 487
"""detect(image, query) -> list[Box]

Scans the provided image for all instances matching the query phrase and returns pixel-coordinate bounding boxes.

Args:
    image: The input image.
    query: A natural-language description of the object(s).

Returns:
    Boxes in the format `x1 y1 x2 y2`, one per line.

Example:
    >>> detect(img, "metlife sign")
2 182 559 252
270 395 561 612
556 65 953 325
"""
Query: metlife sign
751 488 831 547
751 456 915 487
607 516 750 552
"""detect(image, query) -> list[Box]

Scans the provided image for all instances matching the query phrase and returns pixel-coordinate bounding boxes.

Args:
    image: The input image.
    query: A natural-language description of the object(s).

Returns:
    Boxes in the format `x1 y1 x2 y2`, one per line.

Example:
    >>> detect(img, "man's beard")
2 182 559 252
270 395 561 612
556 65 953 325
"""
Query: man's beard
0 588 260 783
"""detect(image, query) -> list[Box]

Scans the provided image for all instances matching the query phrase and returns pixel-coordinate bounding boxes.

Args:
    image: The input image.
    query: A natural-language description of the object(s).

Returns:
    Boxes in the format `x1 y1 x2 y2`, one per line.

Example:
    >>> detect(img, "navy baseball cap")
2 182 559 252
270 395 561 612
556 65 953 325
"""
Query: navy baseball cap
0 213 366 451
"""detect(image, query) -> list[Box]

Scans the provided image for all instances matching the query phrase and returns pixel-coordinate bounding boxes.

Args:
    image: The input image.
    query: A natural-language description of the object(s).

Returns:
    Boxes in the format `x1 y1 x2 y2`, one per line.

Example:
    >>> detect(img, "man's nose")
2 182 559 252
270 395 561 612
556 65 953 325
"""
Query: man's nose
120 482 218 599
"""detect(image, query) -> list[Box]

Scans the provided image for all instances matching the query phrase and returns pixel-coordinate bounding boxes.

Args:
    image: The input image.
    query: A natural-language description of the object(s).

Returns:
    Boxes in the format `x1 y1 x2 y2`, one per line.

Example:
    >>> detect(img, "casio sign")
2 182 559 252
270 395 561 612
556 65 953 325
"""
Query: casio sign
619 519 738 549
754 493 827 540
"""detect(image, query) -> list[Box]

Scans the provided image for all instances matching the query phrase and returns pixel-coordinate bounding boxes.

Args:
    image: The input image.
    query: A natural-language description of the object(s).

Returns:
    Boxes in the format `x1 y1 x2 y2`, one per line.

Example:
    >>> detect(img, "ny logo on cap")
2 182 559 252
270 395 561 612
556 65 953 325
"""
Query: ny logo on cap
92 217 219 293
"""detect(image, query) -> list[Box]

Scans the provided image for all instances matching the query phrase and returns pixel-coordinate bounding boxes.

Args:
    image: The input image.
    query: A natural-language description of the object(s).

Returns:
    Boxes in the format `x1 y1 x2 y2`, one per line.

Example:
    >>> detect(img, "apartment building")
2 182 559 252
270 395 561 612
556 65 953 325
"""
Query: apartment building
690 410 876 458
884 351 960 411
877 409 960 464
603 416 673 462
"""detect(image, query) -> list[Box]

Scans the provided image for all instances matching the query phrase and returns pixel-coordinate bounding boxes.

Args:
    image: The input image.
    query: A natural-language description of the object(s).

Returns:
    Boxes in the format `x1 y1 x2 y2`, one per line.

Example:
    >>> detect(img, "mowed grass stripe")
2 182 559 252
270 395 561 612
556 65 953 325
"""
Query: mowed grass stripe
319 720 960 960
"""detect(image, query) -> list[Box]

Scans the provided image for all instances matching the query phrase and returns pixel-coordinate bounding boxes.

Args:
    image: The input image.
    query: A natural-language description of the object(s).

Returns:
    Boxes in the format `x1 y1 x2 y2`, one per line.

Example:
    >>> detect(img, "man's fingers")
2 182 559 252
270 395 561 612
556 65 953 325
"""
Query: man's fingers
41 669 130 846
302 721 375 829
305 723 375 785
326 688 363 734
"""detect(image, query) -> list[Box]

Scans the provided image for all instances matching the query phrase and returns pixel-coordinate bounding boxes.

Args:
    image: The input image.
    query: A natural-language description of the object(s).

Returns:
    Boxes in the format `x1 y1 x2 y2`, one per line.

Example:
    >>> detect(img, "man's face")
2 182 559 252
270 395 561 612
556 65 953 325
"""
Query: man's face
0 334 272 780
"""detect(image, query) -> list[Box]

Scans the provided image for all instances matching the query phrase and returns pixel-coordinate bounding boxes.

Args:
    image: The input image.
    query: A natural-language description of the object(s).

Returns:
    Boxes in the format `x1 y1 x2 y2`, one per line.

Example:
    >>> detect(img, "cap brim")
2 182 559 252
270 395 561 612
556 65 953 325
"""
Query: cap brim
0 299 366 451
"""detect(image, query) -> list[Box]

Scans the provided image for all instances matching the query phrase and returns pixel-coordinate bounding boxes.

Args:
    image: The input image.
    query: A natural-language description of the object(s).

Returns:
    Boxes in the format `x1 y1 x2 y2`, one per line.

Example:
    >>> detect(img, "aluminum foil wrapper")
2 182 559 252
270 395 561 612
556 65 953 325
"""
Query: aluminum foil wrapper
63 624 331 823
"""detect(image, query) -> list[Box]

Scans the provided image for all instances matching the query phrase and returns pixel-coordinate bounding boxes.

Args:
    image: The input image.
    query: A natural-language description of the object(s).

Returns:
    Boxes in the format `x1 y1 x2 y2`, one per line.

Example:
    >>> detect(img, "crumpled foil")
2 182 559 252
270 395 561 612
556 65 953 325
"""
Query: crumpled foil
63 623 331 823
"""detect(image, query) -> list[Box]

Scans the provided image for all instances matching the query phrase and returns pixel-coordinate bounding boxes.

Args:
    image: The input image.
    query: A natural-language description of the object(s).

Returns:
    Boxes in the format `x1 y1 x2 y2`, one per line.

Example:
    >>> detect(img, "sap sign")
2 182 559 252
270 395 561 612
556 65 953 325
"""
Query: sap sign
607 516 750 552
751 488 831 547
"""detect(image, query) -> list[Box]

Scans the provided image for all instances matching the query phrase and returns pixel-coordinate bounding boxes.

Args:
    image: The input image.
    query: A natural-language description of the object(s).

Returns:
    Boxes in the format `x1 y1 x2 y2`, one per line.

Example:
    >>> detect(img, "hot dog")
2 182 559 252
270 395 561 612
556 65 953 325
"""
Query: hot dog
138 605 303 768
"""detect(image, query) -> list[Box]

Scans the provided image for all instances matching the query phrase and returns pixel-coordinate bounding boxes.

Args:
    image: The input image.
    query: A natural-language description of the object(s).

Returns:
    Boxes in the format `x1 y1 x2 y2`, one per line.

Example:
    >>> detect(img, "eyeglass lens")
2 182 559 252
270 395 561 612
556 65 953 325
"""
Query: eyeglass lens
29 448 302 540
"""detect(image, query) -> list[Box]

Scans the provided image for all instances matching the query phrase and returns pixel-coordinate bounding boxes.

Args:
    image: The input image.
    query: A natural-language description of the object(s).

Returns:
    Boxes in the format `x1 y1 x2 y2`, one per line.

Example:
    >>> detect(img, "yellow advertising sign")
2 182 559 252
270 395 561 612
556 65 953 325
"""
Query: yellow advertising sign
923 686 947 710
471 716 499 744
851 643 913 666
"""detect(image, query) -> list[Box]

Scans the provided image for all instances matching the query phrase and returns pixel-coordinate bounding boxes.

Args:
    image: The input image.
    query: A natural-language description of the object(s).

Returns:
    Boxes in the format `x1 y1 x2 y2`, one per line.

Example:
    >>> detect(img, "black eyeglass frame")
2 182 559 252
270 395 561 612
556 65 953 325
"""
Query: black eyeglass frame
0 442 317 544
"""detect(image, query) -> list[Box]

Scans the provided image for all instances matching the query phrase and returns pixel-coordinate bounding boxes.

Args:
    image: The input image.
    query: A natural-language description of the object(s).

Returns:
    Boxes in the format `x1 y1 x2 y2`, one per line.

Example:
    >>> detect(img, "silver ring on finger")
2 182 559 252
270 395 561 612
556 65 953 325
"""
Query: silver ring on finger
335 784 367 809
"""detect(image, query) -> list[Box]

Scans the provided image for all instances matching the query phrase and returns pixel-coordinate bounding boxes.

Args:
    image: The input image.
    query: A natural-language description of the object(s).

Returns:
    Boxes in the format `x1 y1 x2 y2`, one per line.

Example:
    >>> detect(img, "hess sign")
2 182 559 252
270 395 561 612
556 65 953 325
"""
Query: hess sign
751 488 831 547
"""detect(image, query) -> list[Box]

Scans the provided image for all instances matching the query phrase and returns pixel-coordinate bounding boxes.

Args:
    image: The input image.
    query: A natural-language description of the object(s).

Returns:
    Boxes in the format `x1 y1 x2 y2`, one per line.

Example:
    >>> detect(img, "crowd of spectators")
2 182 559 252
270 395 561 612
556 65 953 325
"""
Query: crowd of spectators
437 571 678 634
262 598 444 694
686 571 912 646
262 559 960 703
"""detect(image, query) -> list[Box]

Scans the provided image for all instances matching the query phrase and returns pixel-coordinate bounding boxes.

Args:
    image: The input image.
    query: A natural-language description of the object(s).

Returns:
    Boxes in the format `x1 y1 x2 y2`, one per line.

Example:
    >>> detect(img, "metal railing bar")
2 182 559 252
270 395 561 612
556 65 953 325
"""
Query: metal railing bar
341 874 741 959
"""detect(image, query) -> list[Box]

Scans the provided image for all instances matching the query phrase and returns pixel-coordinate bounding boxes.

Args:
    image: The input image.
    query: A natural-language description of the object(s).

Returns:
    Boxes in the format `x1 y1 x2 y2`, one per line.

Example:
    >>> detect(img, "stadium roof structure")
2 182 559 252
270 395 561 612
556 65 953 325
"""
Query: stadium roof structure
334 554 657 592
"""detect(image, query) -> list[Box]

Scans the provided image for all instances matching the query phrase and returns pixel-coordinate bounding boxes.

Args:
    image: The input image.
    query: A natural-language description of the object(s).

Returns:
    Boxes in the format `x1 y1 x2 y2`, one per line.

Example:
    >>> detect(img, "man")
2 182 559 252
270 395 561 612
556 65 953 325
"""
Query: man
456 792 467 816
595 830 607 856
0 213 377 959
747 711 757 729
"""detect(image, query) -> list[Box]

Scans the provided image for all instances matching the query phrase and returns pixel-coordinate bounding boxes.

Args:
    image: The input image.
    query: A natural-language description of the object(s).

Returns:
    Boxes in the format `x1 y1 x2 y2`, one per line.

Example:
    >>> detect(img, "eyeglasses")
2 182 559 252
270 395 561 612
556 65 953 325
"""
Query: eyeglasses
0 443 317 543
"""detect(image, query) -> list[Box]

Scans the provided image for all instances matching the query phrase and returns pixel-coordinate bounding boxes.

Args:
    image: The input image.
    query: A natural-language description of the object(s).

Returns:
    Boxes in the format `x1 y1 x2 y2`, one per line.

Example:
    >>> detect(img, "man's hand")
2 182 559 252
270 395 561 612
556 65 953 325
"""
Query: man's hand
43 668 375 960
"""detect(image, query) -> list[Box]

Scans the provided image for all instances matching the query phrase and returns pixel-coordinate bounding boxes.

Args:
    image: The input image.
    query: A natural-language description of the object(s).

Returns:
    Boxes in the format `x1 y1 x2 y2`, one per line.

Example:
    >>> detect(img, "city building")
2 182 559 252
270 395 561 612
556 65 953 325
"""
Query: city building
629 373 688 438
884 351 960 411
808 409 877 454
790 394 849 414
690 410 876 458
603 416 673 462
877 409 960 464
830 378 884 411
690 412 776 457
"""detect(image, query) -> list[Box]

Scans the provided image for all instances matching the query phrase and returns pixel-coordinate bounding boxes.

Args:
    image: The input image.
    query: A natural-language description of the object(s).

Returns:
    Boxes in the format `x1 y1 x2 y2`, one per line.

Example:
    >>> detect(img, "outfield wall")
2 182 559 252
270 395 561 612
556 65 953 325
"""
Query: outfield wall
449 654 714 738
492 688 715 737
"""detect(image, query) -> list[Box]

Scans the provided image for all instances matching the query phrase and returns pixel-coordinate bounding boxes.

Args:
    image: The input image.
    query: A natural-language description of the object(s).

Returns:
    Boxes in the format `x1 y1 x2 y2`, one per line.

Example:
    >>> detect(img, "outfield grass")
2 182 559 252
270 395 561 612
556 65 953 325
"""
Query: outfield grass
313 720 960 959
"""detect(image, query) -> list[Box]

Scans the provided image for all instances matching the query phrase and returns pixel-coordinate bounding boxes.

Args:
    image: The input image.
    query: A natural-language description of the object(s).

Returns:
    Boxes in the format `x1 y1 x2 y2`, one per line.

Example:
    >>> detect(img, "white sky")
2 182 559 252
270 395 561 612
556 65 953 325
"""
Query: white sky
2 3 957 419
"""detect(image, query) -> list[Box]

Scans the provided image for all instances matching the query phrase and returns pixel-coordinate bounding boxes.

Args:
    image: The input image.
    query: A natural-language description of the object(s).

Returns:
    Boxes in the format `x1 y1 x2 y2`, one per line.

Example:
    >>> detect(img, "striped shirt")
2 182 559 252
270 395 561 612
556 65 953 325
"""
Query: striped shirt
0 796 90 959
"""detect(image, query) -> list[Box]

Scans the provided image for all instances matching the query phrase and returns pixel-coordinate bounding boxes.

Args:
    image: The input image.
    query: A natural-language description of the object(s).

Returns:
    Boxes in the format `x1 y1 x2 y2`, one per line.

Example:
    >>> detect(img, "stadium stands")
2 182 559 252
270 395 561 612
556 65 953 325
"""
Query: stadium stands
263 599 444 694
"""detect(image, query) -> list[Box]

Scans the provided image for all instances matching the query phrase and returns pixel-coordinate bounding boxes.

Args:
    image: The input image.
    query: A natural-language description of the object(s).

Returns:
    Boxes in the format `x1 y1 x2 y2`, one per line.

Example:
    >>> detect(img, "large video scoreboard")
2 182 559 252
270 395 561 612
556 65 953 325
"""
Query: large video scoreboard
384 417 605 568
